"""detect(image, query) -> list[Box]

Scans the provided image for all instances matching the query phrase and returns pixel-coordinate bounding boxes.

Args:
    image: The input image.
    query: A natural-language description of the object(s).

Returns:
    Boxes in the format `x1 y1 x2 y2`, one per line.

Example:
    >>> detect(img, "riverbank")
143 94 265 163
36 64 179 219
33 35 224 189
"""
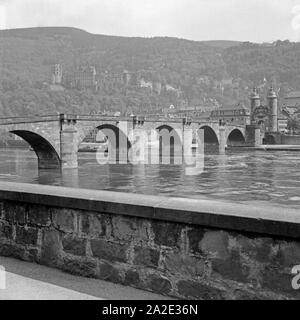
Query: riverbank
227 145 300 151
78 142 107 153
256 144 300 151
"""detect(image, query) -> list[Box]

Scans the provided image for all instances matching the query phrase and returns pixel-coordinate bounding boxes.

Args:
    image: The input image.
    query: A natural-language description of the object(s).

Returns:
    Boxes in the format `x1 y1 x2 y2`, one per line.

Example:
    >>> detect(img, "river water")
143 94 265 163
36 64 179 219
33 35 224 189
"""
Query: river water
0 148 300 208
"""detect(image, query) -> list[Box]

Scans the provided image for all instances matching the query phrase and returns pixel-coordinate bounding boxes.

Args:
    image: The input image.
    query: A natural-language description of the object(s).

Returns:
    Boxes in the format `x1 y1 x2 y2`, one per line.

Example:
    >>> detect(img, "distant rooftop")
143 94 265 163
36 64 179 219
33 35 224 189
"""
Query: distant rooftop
285 92 300 99
219 104 249 111
197 111 212 118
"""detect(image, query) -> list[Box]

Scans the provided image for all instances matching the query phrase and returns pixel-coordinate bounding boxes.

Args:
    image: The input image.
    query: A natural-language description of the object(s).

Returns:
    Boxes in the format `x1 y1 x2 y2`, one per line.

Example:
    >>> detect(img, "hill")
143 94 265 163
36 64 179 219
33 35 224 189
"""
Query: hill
0 27 299 117
201 40 242 49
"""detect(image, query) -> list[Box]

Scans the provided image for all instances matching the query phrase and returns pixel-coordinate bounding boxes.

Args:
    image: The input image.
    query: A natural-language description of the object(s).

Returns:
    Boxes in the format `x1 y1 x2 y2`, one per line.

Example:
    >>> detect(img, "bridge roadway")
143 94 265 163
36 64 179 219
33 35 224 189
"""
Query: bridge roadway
0 114 259 169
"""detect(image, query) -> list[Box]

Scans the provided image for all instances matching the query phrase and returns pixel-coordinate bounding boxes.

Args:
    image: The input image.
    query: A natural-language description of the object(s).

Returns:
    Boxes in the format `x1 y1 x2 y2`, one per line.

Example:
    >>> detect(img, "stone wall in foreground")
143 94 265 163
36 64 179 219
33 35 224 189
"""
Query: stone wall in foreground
0 182 300 300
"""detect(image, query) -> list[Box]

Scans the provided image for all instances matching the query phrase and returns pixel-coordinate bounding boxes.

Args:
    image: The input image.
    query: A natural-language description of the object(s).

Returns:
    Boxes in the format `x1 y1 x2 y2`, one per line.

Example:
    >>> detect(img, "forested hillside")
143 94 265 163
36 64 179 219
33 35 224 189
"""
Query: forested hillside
0 27 299 116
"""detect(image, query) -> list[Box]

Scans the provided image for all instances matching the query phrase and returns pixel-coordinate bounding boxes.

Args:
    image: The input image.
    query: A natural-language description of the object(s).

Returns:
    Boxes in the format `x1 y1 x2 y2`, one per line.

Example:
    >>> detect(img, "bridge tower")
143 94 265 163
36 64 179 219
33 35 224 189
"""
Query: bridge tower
250 87 260 124
268 85 278 132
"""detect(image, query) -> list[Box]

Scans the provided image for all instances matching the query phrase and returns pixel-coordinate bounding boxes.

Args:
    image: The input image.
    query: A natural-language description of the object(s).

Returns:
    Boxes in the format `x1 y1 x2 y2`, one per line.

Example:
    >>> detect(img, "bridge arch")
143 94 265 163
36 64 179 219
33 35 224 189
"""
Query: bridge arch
79 123 132 163
10 130 61 169
199 125 219 144
226 128 246 147
156 124 182 164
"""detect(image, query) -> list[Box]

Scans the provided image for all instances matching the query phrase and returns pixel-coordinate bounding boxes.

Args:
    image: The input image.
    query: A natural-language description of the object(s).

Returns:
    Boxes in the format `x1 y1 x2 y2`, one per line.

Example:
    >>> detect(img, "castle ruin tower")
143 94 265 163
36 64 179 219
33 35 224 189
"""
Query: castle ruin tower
51 64 62 85
267 85 278 132
250 87 260 124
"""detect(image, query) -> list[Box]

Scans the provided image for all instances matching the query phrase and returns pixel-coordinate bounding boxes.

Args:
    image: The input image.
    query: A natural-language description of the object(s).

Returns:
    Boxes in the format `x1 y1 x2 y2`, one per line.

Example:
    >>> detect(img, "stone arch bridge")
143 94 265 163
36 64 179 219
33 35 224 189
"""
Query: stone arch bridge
0 114 260 169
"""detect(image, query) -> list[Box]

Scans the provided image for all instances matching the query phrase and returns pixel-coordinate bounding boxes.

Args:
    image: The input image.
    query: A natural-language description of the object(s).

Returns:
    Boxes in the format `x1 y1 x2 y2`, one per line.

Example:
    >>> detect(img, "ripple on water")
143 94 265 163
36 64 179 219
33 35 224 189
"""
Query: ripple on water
289 197 300 201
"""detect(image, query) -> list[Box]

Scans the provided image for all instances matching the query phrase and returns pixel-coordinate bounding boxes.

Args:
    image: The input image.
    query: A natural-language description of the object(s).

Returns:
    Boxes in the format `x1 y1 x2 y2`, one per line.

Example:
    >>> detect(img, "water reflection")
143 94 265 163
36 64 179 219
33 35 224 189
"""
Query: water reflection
0 148 299 208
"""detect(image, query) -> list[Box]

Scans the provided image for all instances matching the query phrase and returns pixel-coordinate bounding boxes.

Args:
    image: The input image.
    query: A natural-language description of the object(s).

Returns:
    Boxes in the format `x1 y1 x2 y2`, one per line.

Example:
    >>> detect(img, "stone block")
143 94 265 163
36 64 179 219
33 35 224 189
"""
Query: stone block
80 213 90 235
40 229 62 267
200 231 229 259
88 214 107 238
124 270 140 287
62 235 86 256
111 216 136 241
27 204 51 226
2 202 15 223
15 205 26 225
52 209 77 233
0 202 4 220
91 239 128 263
164 252 206 277
187 228 205 254
276 242 300 268
233 289 273 300
152 221 182 248
236 234 273 263
0 243 25 260
133 246 160 268
16 225 38 246
3 202 26 224
0 222 13 240
177 280 223 300
27 248 39 262
211 250 250 283
62 256 98 278
146 274 172 295
260 265 300 298
98 261 122 283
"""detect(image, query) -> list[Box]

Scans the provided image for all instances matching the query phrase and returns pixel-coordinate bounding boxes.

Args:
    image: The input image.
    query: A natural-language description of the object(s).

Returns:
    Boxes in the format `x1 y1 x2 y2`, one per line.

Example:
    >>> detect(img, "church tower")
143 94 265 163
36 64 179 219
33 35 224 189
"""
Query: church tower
250 87 260 123
267 85 278 132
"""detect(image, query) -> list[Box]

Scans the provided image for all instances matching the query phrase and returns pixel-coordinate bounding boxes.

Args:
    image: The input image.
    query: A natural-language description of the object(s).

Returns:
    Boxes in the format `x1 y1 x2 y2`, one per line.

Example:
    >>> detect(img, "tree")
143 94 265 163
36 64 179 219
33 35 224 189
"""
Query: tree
287 116 300 134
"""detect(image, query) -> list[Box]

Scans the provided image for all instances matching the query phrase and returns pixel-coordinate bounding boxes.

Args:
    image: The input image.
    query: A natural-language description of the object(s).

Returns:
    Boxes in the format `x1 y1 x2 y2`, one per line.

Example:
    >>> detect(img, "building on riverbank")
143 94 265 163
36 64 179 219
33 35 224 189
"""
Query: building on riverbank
283 91 300 114
210 103 250 125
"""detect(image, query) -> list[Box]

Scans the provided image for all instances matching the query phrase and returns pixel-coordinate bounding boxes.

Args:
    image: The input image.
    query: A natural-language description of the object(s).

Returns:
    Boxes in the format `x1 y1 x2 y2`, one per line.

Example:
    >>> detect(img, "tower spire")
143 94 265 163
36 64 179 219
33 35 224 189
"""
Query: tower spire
250 86 260 124
251 86 260 99
268 84 278 132
268 83 277 99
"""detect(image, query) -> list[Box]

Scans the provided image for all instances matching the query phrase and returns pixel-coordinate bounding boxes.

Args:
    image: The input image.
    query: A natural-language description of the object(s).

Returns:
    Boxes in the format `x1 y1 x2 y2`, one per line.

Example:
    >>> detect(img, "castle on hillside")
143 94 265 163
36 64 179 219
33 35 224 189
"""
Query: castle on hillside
50 64 98 90
50 64 182 97
70 66 98 90
51 64 62 85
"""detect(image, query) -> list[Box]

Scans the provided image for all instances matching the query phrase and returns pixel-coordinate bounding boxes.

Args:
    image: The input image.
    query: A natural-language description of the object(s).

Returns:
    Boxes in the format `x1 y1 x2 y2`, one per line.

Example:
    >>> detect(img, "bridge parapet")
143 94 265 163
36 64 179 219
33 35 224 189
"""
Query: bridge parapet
0 114 60 125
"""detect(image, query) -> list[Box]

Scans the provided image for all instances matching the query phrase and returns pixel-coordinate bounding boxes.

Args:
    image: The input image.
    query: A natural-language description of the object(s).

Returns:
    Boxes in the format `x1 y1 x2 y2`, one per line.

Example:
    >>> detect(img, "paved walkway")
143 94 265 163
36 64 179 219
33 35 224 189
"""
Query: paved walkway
0 257 171 300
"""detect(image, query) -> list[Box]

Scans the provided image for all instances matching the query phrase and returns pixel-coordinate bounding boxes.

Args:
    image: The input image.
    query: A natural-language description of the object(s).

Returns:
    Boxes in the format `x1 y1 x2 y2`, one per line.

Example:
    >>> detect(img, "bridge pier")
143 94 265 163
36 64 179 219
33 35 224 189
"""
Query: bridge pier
118 121 130 164
245 125 262 147
183 128 193 165
254 127 262 147
197 129 204 156
183 128 205 176
60 115 79 169
129 128 148 164
219 126 226 155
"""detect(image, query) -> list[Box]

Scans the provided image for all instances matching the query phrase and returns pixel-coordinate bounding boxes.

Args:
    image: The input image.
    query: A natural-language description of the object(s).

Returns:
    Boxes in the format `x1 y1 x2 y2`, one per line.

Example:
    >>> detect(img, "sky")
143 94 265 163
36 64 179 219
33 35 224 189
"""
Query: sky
0 0 300 42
